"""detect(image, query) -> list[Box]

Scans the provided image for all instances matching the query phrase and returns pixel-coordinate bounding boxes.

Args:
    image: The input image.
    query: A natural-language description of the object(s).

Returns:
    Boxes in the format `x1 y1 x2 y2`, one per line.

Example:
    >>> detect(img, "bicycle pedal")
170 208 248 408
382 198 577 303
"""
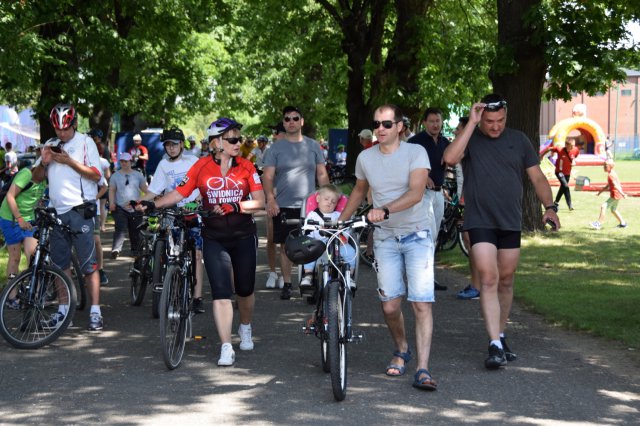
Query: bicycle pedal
348 331 364 343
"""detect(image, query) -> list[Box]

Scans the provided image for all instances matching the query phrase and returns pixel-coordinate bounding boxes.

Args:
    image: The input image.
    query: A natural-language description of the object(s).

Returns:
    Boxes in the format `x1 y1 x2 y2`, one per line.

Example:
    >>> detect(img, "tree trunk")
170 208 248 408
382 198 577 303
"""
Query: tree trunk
491 0 546 231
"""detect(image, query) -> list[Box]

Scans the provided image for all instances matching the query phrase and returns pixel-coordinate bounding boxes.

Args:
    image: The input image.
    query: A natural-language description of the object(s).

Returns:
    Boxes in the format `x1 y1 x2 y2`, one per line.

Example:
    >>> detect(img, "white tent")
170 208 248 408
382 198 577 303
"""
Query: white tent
0 105 39 152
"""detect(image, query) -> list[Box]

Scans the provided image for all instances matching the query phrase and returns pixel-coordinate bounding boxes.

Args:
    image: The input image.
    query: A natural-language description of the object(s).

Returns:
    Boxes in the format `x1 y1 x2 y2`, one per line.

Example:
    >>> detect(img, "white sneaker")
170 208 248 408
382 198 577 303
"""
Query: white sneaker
218 343 235 366
238 324 254 351
300 274 313 287
277 276 285 289
590 221 601 230
265 272 278 289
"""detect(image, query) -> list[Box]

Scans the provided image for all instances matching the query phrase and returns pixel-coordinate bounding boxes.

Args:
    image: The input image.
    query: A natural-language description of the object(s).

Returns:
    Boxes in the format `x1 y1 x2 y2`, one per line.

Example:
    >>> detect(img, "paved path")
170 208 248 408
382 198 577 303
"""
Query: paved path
1 217 639 425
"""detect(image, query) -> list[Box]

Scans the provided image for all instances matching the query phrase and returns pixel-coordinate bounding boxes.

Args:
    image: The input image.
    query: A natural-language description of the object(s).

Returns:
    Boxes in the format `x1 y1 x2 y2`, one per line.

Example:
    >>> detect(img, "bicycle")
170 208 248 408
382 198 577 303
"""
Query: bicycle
150 209 177 318
129 214 159 306
298 215 372 401
0 207 77 349
436 194 469 257
157 207 202 370
353 203 375 267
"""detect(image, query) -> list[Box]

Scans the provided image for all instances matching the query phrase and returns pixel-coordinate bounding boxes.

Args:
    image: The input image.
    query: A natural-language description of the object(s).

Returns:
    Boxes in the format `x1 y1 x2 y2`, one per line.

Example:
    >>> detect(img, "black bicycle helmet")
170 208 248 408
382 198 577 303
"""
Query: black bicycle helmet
284 230 326 264
161 127 185 143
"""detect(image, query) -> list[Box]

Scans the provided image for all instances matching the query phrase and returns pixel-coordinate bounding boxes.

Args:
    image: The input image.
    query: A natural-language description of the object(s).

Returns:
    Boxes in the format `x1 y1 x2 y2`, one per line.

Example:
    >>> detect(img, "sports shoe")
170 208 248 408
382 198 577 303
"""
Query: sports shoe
238 325 254 351
277 276 285 289
5 298 20 310
280 283 292 300
218 342 235 366
590 221 601 230
300 274 313 288
88 313 103 332
111 250 120 259
192 297 205 314
501 337 517 362
265 272 278 289
456 285 480 300
617 223 628 228
485 344 507 369
99 269 109 285
434 280 447 291
40 312 66 330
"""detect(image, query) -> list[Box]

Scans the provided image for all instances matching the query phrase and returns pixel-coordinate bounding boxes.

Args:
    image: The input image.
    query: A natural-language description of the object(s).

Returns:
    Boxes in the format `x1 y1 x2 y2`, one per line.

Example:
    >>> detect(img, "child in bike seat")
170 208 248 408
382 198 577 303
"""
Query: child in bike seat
301 184 356 288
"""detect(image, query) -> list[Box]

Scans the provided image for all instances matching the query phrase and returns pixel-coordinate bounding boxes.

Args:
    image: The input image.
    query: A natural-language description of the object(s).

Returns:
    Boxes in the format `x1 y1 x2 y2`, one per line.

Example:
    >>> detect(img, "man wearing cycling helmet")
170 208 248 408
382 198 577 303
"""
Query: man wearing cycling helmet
34 103 105 332
262 106 330 300
138 118 264 367
139 127 205 313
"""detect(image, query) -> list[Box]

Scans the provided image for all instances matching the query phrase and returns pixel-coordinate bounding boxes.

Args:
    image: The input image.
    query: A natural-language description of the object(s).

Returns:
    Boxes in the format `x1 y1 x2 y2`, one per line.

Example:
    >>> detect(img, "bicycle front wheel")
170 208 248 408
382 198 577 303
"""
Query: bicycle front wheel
159 265 188 370
151 239 167 318
131 239 150 306
0 265 76 349
327 280 347 401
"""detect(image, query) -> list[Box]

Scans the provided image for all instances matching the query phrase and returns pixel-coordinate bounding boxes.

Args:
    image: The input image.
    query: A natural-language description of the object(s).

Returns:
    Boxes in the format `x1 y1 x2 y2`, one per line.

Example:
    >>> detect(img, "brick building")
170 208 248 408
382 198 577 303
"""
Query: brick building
540 69 640 157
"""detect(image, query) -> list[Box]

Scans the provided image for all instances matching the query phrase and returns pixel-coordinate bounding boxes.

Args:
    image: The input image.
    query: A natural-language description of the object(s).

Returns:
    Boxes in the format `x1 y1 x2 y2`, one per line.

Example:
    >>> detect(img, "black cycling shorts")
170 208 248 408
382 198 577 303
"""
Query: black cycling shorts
467 228 521 250
202 235 257 300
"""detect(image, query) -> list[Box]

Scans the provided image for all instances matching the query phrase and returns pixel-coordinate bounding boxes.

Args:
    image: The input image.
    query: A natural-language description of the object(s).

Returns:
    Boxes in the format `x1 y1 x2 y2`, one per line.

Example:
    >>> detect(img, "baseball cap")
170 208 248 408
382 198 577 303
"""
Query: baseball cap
358 129 373 139
119 152 133 161
283 105 303 117
133 134 142 141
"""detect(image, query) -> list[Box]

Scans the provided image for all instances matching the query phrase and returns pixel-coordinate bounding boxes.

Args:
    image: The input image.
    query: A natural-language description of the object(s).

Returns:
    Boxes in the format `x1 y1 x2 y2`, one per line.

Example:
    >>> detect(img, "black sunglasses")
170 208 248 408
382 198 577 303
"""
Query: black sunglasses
484 101 507 111
222 137 242 145
284 116 301 122
372 120 399 130
125 174 129 186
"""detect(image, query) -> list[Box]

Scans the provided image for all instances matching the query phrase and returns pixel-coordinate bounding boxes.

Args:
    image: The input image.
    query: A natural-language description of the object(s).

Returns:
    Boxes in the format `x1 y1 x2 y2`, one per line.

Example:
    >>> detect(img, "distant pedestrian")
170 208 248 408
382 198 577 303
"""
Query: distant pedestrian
540 138 579 210
590 159 627 230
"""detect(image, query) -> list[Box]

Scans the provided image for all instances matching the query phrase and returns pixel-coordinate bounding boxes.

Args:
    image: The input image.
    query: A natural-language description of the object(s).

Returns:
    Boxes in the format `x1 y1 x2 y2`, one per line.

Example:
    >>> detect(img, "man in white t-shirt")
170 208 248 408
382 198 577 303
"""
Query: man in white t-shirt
35 103 105 332
2 142 18 179
140 128 205 313
338 104 437 391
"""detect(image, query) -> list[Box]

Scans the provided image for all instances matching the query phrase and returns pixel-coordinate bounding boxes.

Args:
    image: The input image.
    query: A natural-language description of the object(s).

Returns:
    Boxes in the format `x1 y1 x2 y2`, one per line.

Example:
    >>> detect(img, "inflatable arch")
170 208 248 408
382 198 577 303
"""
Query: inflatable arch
541 117 607 166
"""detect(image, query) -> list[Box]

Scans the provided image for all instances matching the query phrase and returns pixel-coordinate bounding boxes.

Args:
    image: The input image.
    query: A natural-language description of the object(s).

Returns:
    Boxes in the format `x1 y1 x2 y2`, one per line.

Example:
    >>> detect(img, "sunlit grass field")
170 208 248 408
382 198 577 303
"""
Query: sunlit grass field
439 159 640 349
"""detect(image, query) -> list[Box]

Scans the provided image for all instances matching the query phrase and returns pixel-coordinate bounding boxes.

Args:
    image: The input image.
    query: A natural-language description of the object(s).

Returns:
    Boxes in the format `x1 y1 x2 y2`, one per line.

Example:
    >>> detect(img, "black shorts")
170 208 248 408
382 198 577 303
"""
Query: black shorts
272 208 301 244
467 228 521 250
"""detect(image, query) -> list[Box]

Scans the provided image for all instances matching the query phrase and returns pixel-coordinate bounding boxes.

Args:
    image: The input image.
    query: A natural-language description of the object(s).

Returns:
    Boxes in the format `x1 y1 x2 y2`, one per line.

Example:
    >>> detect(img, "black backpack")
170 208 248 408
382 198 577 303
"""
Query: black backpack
0 175 34 205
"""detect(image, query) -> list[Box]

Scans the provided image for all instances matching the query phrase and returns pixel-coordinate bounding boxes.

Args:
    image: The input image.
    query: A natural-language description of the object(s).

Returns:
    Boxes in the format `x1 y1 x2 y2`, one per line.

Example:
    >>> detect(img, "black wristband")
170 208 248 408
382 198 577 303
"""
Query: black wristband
544 204 558 213
382 207 390 219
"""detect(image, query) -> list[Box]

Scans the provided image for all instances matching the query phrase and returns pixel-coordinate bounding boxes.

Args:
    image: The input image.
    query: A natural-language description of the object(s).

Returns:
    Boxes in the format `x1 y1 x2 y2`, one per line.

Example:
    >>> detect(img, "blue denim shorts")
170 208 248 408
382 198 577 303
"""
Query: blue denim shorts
374 230 434 303
0 217 35 245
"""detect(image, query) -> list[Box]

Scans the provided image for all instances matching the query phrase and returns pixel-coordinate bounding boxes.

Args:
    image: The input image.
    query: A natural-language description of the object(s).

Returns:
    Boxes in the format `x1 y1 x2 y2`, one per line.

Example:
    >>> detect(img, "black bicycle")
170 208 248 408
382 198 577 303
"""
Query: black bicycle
129 214 159 306
300 216 371 401
436 194 469 257
158 207 201 370
0 207 77 349
150 209 177 318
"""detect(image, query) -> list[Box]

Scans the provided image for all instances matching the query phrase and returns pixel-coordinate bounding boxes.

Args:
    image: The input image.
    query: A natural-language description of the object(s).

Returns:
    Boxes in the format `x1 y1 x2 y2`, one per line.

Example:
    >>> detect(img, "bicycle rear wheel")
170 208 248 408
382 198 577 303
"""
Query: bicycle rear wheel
151 239 167 318
327 280 347 401
0 265 76 349
130 239 150 306
159 265 188 370
458 225 470 257
70 251 86 311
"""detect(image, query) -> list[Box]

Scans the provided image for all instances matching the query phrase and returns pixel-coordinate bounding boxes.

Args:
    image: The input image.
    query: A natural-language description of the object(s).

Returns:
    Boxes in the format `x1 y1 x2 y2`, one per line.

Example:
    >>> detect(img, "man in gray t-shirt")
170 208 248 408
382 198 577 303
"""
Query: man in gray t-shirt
262 106 329 300
443 94 560 370
339 104 438 391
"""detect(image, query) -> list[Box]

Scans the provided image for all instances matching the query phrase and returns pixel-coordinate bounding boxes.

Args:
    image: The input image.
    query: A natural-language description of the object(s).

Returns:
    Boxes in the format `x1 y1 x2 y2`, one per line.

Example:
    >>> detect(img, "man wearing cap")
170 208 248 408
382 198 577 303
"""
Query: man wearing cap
262 106 329 300
252 136 269 170
139 128 206 313
108 152 148 259
128 134 149 177
358 129 375 149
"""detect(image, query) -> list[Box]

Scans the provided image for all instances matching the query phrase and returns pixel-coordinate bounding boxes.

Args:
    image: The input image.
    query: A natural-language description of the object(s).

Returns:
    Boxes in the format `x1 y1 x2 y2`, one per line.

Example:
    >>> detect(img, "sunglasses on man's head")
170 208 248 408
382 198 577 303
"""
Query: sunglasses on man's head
372 120 399 130
284 116 301 122
222 137 242 145
484 101 507 111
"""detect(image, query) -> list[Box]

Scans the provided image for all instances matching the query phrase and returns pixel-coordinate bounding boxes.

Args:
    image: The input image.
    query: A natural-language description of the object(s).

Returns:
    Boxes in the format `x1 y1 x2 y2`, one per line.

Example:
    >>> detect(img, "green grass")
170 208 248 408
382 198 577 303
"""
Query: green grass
439 175 640 349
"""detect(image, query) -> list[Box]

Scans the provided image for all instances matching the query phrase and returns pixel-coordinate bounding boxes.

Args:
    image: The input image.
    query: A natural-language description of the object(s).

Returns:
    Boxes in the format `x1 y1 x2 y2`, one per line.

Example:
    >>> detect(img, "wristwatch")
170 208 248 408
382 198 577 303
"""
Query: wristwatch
544 204 558 213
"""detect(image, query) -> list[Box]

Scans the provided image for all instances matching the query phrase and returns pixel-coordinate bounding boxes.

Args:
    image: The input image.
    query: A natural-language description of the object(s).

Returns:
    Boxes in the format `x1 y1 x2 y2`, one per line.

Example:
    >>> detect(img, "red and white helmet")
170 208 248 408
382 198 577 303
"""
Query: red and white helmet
50 103 76 130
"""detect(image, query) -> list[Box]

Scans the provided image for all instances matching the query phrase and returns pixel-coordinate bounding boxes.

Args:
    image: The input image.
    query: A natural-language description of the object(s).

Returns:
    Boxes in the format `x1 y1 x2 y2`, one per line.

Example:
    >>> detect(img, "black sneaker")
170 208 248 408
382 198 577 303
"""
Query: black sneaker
434 280 447 291
500 337 517 362
485 344 507 369
111 250 120 260
280 283 292 300
192 297 205 314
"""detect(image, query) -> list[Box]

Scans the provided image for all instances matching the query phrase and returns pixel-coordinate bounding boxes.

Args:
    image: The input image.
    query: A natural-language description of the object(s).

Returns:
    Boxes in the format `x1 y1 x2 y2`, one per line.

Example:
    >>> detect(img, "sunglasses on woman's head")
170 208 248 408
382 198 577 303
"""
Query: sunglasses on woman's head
372 120 399 130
